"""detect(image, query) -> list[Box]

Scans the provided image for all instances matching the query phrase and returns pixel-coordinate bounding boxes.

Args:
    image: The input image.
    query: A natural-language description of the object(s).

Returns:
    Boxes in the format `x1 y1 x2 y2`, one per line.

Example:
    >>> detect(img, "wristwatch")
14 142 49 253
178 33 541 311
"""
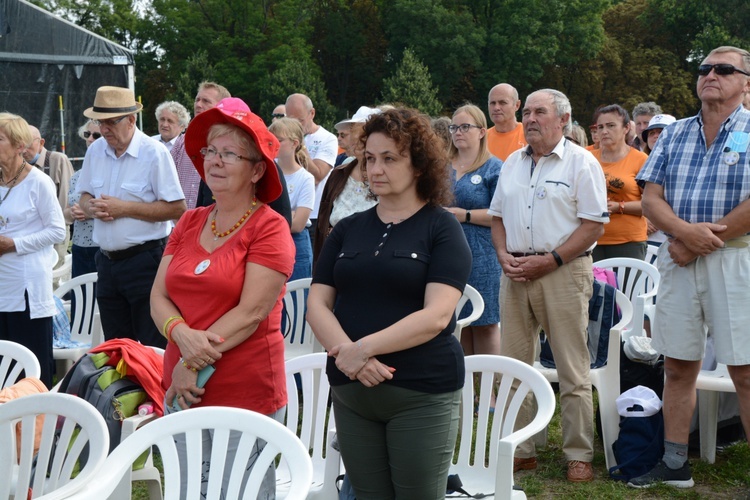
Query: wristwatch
465 210 471 223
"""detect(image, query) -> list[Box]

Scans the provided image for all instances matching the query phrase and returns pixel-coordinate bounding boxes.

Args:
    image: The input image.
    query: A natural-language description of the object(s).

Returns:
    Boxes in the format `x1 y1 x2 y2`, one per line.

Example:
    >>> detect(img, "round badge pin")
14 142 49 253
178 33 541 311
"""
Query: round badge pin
536 186 547 199
723 151 740 166
194 259 211 275
470 174 482 185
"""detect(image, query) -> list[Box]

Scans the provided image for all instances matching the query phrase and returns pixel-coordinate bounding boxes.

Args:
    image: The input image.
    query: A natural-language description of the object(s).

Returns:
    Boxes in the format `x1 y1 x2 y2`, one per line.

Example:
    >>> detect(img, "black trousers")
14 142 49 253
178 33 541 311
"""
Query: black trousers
95 245 167 349
0 291 54 387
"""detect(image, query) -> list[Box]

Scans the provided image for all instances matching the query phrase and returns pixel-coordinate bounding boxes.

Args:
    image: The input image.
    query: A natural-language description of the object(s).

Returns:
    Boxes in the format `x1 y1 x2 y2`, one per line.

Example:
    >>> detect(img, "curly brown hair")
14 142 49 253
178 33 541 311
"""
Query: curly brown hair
360 107 453 206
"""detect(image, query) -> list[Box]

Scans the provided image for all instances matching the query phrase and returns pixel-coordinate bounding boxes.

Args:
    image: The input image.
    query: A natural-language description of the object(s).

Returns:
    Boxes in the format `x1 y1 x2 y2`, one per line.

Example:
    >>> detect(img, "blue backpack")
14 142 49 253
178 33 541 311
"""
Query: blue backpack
540 280 620 369
609 409 665 481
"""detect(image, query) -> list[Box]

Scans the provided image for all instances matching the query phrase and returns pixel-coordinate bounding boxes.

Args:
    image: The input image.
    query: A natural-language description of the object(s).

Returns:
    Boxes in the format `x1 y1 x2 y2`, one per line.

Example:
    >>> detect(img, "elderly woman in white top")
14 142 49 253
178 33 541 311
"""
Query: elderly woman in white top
0 113 66 387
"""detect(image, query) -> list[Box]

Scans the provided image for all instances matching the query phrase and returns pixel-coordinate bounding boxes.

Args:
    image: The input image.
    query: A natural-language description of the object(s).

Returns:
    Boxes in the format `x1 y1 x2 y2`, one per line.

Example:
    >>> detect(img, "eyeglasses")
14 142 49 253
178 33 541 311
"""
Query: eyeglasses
271 113 285 119
697 63 750 77
448 124 482 134
83 132 102 139
93 115 128 127
200 146 261 164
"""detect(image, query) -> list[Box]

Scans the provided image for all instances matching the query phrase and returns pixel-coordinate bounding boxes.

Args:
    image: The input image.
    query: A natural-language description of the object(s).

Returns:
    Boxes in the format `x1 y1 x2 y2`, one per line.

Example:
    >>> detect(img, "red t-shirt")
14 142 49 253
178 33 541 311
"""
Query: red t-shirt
161 204 295 414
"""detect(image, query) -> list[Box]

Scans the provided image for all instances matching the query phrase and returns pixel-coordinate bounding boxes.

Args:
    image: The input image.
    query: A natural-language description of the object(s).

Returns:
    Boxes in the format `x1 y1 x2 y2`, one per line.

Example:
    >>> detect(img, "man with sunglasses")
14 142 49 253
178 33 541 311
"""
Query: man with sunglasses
630 46 750 489
23 125 74 267
76 86 186 349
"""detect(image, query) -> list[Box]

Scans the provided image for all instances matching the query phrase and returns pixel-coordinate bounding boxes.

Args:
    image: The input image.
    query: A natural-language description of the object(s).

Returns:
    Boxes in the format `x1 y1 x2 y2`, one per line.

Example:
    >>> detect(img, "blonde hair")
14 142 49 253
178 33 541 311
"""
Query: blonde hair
268 117 313 170
449 104 491 172
0 112 32 149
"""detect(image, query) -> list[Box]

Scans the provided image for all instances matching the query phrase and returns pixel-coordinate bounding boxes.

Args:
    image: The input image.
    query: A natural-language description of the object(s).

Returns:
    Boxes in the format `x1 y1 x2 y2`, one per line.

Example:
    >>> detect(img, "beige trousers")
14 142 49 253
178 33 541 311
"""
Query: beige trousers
500 255 594 462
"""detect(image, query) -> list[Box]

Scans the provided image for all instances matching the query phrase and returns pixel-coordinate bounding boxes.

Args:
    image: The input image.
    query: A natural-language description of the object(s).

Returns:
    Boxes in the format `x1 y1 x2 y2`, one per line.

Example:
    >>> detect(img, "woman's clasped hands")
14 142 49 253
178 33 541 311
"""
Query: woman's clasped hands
329 340 396 388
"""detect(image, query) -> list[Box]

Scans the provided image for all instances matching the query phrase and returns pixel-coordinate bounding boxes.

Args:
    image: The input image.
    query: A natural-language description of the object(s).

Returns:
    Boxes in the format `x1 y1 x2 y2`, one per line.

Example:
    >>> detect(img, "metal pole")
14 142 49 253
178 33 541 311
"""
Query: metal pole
58 95 66 154
138 95 143 130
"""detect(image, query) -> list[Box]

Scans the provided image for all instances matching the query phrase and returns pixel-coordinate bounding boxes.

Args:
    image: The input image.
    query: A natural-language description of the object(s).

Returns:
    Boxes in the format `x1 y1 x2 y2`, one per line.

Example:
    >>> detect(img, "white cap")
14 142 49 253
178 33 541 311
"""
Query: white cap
616 385 662 417
642 114 676 143
335 106 381 131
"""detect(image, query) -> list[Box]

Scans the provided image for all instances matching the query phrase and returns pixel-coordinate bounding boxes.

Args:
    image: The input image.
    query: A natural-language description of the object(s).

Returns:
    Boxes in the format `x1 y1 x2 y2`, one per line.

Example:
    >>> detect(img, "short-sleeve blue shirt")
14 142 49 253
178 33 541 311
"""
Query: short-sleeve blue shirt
636 105 750 225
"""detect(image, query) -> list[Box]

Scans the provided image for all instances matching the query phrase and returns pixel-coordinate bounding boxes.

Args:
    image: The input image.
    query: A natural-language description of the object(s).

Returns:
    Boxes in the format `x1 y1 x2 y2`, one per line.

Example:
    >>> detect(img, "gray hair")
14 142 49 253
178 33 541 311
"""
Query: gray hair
527 89 572 123
632 102 662 119
77 119 96 140
155 101 191 128
706 46 750 73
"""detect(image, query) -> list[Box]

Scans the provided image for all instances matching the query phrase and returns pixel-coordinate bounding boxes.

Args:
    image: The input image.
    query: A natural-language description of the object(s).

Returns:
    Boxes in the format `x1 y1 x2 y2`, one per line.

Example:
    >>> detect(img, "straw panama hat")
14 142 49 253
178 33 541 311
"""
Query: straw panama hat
84 86 143 120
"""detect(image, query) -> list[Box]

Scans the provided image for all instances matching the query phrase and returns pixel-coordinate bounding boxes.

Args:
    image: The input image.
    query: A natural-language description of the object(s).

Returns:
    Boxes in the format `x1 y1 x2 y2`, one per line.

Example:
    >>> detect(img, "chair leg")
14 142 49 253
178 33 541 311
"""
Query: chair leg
597 386 620 470
698 390 719 464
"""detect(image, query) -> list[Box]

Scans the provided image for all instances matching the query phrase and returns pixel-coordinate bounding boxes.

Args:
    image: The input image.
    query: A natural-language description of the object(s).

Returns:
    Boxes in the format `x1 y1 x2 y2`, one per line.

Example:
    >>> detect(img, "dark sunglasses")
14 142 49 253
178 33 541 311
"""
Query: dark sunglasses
697 63 750 77
83 131 102 139
271 113 285 119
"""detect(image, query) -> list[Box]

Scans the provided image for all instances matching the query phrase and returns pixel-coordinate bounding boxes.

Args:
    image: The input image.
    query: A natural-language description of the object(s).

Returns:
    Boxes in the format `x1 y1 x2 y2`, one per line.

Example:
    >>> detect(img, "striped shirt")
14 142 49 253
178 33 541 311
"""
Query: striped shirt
637 105 750 224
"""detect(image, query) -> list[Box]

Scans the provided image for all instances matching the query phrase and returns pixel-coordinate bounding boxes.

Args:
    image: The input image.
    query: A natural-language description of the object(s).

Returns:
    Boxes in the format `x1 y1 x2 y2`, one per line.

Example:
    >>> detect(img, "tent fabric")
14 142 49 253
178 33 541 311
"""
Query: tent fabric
0 0 134 161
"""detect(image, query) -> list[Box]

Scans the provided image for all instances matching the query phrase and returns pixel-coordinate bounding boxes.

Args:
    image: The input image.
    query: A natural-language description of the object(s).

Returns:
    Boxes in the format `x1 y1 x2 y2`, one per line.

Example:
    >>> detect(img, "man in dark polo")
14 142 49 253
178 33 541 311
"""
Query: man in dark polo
77 86 186 347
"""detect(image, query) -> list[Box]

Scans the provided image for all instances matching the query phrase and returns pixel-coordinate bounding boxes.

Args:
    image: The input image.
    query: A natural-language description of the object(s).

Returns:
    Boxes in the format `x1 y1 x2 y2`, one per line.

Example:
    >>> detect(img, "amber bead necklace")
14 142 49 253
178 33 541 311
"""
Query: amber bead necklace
211 197 257 241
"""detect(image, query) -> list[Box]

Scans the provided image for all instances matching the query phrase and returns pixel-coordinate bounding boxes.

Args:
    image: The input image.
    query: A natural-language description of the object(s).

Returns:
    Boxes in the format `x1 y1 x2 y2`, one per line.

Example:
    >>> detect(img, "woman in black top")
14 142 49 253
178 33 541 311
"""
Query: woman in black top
308 108 471 499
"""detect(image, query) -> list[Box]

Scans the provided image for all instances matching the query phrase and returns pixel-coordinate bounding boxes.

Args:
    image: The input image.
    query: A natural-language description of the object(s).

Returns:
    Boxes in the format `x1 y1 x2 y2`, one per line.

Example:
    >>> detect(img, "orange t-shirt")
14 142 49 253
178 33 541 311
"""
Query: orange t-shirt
486 123 526 161
592 148 648 245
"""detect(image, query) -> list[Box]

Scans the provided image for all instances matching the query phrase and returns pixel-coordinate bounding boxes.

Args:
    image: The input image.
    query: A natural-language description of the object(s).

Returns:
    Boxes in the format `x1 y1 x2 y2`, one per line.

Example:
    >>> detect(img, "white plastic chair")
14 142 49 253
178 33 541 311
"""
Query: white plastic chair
280 352 340 499
594 257 659 341
645 243 660 266
53 272 102 373
695 363 736 463
534 289 633 470
0 339 42 389
0 392 109 500
69 406 313 500
450 355 555 500
282 278 324 360
52 254 72 290
454 284 485 340
108 344 166 500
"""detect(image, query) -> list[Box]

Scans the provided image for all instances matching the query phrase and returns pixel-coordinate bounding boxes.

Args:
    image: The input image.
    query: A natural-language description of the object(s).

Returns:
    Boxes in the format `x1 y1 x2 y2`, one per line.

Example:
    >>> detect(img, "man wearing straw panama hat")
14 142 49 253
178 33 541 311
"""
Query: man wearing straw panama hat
76 86 186 348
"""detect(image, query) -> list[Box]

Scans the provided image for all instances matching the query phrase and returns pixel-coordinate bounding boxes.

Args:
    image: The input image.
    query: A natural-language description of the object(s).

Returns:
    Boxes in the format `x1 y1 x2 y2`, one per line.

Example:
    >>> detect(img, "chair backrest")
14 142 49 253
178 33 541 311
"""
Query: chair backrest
282 352 335 488
52 254 73 289
593 258 659 339
0 392 109 500
72 406 313 499
54 272 99 345
453 284 485 339
0 340 41 389
645 243 660 266
283 278 320 359
453 355 555 499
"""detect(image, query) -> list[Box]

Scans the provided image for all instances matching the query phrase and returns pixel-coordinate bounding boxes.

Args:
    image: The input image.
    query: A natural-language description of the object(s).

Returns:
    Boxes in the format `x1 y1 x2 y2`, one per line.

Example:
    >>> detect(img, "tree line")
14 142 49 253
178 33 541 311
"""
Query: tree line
33 0 750 135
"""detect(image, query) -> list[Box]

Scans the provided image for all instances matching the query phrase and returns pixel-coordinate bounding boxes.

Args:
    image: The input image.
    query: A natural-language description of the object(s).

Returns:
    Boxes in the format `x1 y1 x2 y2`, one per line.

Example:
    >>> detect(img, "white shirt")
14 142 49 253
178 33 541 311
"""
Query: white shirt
304 126 338 219
488 137 609 253
77 128 185 251
0 167 65 317
151 134 178 152
284 167 315 228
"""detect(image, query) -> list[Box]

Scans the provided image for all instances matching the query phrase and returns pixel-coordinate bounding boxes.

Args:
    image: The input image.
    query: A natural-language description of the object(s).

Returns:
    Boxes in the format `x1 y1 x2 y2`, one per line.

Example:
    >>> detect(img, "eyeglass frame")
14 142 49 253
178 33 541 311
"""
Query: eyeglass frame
271 113 286 119
200 146 262 164
83 131 102 139
697 63 750 77
448 123 483 134
93 115 129 128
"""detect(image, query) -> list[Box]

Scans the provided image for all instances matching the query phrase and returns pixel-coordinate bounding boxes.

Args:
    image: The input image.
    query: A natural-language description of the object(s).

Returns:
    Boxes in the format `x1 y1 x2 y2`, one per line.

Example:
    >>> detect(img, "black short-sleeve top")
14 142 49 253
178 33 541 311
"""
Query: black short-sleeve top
313 204 472 393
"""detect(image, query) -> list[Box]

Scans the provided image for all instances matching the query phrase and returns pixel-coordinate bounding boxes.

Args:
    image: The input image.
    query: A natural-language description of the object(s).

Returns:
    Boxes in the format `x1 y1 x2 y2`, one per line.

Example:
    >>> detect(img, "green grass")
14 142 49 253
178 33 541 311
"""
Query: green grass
131 397 750 499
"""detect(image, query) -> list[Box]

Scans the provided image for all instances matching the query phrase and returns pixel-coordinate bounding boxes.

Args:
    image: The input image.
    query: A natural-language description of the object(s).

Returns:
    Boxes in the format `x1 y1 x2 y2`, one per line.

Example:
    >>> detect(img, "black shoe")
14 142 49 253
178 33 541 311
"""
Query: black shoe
627 460 694 489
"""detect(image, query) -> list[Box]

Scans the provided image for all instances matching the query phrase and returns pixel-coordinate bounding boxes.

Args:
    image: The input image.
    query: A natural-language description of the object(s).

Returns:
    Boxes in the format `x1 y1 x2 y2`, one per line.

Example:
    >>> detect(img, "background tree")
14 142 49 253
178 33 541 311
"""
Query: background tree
380 48 442 116
259 58 337 129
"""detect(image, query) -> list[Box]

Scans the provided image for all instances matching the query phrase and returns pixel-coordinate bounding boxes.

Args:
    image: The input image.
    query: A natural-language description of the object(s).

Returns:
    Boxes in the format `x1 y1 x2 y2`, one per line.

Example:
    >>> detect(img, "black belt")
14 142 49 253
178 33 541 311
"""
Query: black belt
100 238 167 261
510 251 592 258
